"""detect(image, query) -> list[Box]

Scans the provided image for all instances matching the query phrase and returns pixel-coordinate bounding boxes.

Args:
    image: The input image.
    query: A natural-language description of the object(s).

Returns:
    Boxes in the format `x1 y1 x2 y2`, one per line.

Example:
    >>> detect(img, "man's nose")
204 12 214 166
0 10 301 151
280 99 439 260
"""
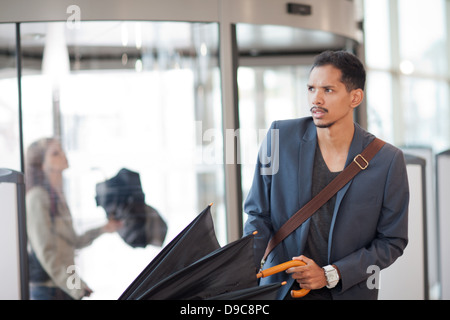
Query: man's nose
312 91 324 106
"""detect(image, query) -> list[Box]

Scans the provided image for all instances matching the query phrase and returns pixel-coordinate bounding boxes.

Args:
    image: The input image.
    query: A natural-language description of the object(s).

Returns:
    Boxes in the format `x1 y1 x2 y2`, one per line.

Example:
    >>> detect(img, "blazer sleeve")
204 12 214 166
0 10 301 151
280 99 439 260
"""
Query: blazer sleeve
334 147 409 293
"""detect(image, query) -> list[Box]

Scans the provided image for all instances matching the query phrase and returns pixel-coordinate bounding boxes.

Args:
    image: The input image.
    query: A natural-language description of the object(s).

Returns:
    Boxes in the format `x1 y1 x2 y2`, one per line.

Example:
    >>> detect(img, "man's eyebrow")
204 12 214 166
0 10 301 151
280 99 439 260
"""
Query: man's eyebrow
307 84 337 88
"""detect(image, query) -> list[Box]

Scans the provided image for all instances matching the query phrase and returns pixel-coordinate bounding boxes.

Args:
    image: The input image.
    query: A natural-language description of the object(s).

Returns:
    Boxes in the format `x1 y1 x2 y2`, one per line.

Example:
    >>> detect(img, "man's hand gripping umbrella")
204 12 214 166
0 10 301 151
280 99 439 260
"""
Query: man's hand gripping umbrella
257 260 310 298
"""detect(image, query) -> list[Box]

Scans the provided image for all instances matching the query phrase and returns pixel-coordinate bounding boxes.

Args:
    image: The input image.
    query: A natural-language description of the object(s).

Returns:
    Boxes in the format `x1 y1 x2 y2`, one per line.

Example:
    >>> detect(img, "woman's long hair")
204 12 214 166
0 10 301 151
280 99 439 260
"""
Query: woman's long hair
25 137 58 193
25 137 61 218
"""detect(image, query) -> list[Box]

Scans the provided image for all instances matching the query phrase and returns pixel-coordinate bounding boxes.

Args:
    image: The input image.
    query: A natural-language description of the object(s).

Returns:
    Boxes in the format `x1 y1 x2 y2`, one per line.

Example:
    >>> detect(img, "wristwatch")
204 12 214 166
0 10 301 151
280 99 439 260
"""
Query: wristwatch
323 265 339 289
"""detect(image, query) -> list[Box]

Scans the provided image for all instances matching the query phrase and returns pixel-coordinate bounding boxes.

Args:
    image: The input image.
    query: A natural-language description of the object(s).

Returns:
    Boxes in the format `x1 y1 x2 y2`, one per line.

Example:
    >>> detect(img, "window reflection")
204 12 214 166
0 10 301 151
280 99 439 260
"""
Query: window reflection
401 77 448 150
398 0 447 76
0 23 20 171
363 0 391 70
366 71 393 140
364 0 450 153
20 21 223 299
363 1 449 299
238 65 311 214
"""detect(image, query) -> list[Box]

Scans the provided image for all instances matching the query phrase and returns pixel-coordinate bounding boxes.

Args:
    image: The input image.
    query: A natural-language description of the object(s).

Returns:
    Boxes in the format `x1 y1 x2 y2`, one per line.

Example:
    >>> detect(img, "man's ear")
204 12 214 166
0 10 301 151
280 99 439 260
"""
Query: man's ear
350 89 364 108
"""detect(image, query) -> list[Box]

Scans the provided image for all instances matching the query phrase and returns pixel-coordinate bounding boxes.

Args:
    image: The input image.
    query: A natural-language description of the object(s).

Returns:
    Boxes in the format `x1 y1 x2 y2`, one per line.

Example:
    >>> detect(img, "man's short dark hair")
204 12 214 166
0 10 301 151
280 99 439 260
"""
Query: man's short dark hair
311 50 366 92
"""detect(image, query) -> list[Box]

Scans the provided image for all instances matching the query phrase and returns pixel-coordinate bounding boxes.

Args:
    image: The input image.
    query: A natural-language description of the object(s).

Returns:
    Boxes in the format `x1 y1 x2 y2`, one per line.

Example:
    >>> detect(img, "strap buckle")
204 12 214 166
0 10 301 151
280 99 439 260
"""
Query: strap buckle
353 154 369 170
260 258 266 272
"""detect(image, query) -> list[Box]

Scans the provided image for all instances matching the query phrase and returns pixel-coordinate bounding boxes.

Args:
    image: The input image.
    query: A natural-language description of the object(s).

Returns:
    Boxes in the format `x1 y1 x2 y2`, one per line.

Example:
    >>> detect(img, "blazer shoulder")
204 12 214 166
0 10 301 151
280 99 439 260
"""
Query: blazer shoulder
356 123 403 158
270 117 315 139
380 142 406 167
361 133 405 166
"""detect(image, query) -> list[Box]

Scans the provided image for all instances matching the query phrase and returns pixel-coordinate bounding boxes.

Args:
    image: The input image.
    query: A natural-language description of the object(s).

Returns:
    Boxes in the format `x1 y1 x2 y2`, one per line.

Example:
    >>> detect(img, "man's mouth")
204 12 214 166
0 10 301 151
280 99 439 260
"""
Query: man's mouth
310 106 328 118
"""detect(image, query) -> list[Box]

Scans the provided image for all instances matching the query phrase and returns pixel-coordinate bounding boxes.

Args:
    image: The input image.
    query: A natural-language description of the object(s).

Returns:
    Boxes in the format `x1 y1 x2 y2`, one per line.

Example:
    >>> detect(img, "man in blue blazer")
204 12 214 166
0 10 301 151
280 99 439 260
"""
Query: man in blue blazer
243 51 409 300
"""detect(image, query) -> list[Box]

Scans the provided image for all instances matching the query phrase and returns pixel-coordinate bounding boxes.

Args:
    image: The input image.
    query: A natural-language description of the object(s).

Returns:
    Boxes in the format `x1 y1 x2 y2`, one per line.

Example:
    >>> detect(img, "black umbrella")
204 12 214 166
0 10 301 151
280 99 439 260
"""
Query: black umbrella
136 232 258 300
206 282 286 300
95 168 167 248
119 204 220 300
120 204 295 300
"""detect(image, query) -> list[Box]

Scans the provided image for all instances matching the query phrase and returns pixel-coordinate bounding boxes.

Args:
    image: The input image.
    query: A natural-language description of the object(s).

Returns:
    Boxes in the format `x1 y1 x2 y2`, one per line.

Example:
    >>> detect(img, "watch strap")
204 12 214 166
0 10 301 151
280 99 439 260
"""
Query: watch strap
323 265 339 289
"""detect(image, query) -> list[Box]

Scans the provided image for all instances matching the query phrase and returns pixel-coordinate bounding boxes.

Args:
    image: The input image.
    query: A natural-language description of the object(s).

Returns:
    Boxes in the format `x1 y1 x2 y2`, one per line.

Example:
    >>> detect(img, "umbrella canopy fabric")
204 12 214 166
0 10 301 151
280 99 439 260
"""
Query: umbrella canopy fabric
136 233 258 300
120 204 284 300
119 204 220 300
96 168 167 248
116 204 167 248
96 168 145 210
206 282 284 300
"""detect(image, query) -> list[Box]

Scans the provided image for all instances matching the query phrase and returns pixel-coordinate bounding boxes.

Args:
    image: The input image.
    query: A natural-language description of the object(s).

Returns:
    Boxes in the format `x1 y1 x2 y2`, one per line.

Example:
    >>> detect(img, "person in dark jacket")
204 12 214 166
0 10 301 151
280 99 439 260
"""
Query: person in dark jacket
244 51 409 300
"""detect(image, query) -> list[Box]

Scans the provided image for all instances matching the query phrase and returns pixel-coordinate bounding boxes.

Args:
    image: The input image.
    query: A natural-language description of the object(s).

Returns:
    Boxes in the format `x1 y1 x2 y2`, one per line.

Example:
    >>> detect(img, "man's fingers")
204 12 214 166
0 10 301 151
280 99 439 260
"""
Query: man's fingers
293 255 312 264
285 265 306 275
286 255 313 274
286 255 326 290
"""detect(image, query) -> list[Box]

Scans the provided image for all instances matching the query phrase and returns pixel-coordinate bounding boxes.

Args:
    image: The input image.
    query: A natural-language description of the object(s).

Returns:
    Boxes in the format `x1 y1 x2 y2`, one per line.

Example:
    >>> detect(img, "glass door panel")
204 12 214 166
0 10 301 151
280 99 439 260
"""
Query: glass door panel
0 23 20 171
238 65 312 203
235 23 355 222
20 21 223 299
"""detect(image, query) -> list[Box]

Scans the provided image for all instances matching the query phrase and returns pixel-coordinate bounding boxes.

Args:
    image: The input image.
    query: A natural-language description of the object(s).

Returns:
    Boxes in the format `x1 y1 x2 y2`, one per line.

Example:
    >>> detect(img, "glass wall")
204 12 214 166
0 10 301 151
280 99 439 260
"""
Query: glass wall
238 64 312 206
17 20 223 299
364 0 450 152
0 23 20 171
364 0 449 299
235 23 357 220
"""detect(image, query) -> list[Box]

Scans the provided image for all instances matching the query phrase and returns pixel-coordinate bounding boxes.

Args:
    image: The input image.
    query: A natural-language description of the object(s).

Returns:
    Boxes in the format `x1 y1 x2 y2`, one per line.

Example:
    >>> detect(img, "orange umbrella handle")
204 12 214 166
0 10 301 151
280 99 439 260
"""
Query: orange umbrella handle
256 260 310 298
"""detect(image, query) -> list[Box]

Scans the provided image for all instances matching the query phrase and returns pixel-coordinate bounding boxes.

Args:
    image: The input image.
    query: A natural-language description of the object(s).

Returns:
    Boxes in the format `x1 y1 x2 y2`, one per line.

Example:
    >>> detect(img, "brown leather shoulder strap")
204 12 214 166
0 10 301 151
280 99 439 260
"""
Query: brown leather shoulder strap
261 138 386 267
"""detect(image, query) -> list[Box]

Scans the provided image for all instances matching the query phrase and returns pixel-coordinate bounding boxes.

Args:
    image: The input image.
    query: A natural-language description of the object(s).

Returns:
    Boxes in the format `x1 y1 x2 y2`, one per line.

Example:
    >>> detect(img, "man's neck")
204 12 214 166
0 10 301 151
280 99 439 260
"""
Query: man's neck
316 122 355 172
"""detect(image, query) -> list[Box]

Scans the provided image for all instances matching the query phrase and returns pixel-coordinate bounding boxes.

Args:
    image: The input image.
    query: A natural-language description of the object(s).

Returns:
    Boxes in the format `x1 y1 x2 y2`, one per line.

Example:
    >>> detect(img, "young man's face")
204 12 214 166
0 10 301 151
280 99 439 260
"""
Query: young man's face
307 64 362 129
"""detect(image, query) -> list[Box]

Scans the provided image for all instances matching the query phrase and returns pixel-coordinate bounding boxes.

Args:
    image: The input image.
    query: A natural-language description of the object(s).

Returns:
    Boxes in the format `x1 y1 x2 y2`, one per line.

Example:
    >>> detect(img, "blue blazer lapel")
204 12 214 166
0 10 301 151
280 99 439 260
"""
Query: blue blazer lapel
334 123 368 205
298 123 317 207
334 124 364 204
328 124 367 259
285 122 317 259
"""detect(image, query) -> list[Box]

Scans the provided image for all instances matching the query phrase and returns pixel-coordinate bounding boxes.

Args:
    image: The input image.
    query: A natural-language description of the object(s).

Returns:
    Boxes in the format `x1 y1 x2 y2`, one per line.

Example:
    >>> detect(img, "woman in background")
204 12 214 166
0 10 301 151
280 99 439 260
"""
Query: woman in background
25 137 122 300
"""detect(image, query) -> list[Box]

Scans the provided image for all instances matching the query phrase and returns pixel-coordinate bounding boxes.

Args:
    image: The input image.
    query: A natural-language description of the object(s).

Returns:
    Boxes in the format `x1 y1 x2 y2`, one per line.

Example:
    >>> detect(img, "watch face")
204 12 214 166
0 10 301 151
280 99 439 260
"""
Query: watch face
328 271 339 282
324 267 339 288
